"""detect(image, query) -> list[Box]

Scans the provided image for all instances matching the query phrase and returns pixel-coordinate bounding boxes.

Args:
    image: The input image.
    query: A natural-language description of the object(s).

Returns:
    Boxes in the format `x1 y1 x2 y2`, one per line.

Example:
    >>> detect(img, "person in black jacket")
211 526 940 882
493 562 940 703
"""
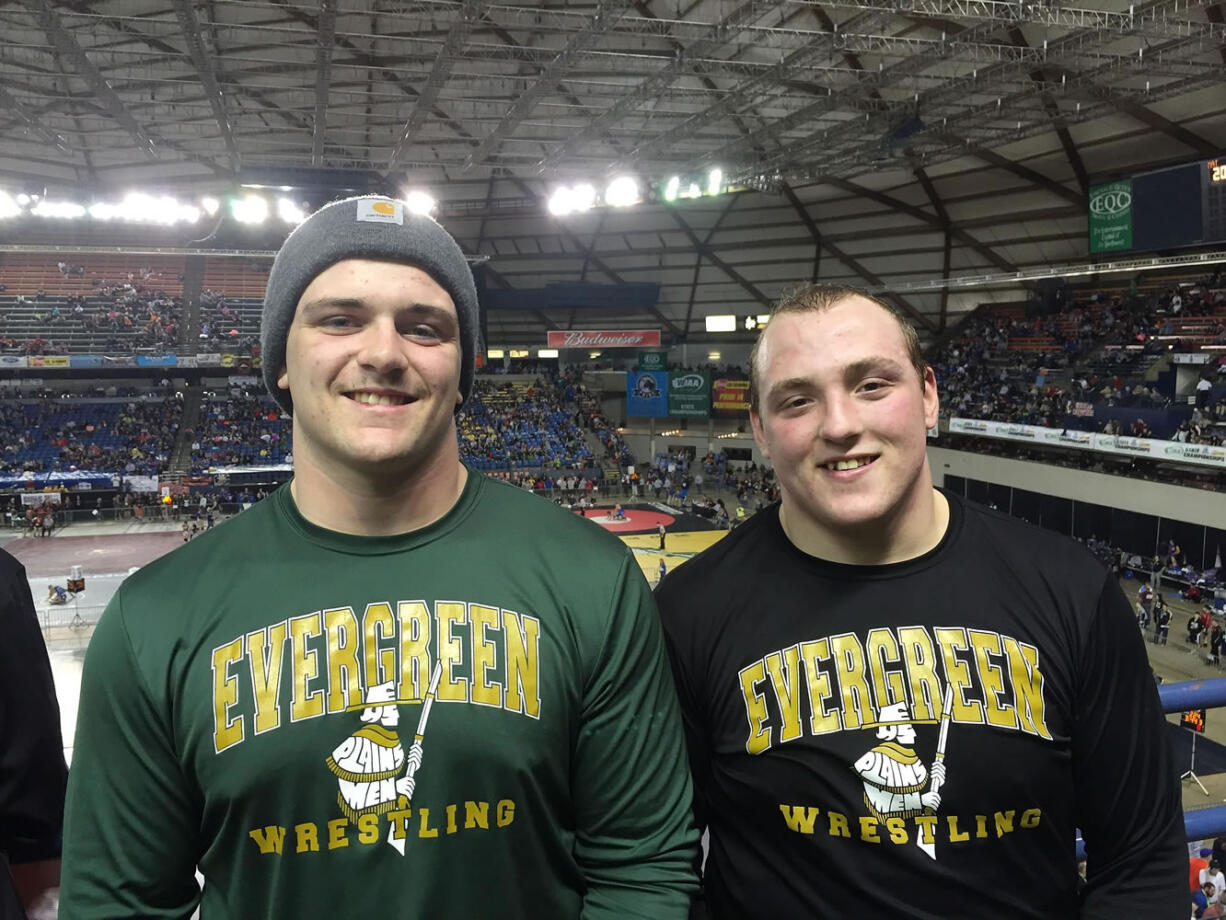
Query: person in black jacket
1 548 68 918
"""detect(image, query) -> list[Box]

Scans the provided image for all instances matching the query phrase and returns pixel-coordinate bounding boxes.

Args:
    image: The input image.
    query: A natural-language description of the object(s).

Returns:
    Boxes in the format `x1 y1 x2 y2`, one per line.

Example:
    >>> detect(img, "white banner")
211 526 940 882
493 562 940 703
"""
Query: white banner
948 418 1226 469
20 492 61 506
124 475 160 493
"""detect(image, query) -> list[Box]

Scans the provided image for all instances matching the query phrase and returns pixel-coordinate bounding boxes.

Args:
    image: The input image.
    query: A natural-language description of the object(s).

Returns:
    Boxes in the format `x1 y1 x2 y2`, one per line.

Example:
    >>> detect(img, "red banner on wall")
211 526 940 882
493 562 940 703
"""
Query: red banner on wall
546 329 661 348
712 377 751 413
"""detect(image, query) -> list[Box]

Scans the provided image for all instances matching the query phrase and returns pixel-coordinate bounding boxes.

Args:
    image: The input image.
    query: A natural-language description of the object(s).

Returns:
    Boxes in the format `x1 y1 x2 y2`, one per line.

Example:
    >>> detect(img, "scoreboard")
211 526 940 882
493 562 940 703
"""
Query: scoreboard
1089 156 1226 254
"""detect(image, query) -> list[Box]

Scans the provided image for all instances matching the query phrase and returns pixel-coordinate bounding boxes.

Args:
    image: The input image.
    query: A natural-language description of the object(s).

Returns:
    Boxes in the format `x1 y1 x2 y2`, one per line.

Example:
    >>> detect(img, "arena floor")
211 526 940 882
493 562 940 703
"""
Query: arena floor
12 505 1226 817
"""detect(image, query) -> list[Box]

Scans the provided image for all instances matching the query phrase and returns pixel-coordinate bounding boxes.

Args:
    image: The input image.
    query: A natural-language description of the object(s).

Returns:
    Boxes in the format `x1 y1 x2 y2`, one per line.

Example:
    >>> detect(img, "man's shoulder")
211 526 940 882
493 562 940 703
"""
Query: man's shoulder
951 492 1102 572
657 506 776 603
117 496 281 608
473 476 631 557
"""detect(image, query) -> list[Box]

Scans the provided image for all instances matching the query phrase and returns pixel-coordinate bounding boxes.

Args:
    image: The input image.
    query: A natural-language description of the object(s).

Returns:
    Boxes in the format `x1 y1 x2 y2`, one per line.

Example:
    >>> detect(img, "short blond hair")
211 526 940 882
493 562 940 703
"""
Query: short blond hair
748 283 926 413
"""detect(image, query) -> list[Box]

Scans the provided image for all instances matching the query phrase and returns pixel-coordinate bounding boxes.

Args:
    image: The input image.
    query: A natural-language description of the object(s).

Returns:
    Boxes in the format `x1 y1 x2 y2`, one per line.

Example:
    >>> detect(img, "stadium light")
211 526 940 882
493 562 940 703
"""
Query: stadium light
538 348 559 358
403 190 436 215
705 315 736 333
232 195 268 225
707 351 721 361
89 193 200 225
277 197 306 224
756 313 771 326
708 168 723 196
664 176 680 202
15 193 31 206
486 348 505 359
201 196 220 216
604 176 640 208
0 192 20 219
31 200 86 219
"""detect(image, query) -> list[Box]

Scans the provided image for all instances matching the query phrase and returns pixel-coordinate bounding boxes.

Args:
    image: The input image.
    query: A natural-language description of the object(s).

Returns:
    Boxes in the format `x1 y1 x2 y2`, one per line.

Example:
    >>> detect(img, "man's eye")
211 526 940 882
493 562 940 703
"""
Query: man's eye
407 324 441 340
321 315 357 329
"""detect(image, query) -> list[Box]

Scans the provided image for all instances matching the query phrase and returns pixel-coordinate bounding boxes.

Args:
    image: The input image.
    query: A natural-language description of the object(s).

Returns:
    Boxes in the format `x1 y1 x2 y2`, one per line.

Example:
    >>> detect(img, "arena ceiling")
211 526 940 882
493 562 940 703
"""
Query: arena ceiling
1 0 1225 345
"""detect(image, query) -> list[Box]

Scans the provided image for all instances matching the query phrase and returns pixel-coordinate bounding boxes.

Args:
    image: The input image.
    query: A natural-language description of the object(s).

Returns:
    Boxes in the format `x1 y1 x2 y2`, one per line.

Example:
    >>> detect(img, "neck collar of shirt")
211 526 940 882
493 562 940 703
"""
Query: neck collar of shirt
273 464 483 555
769 487 963 580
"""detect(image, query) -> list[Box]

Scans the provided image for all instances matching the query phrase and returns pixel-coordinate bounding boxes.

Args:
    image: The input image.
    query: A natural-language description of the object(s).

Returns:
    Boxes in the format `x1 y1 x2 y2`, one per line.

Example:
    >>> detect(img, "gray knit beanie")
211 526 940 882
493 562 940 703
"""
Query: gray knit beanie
261 195 479 415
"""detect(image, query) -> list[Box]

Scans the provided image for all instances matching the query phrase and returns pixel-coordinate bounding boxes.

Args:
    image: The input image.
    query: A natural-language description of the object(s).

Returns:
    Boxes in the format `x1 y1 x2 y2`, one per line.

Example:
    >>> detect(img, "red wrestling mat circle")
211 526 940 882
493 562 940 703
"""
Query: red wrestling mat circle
580 508 675 534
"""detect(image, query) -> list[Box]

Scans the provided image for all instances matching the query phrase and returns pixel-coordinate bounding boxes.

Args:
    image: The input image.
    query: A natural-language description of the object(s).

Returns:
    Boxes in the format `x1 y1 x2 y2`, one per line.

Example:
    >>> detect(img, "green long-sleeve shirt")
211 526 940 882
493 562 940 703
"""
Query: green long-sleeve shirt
62 472 698 918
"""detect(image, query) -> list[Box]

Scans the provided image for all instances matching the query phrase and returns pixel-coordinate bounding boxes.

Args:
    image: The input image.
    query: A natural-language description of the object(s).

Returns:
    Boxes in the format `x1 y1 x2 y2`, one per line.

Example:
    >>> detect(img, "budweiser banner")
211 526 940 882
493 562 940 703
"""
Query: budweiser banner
546 329 661 348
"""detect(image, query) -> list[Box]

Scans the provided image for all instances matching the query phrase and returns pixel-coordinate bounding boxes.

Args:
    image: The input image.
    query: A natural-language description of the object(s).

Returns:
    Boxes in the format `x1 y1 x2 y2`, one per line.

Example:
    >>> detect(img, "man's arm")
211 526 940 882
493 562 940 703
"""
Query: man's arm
60 593 201 920
1073 574 1186 918
572 558 700 920
0 559 67 915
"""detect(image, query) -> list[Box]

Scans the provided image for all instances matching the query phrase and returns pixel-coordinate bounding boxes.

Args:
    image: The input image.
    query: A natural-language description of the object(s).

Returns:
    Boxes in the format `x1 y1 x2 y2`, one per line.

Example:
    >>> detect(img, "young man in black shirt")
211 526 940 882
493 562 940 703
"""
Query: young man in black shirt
656 283 1185 919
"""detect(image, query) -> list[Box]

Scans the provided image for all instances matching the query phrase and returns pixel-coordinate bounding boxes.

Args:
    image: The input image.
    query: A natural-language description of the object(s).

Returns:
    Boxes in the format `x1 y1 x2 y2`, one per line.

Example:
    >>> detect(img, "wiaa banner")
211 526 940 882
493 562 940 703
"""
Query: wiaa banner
712 376 751 416
667 371 710 418
626 370 667 417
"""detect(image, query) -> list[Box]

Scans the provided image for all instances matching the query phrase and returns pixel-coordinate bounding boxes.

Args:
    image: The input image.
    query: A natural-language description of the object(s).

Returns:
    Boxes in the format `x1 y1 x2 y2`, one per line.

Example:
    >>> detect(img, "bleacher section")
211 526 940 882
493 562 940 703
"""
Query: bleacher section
459 378 594 471
189 389 289 471
0 397 181 476
201 259 269 300
0 252 184 297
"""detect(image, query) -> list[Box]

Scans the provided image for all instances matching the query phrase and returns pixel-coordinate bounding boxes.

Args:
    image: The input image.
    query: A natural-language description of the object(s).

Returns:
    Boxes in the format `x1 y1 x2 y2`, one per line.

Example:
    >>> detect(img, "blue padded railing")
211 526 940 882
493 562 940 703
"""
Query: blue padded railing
1075 677 1226 860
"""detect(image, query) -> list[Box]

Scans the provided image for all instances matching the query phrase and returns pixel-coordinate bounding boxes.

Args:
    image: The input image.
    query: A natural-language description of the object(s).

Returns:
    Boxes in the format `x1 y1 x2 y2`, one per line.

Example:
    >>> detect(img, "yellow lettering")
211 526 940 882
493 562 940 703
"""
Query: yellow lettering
497 799 515 827
1003 637 1052 740
324 606 363 714
357 813 380 844
436 602 468 703
827 811 851 838
994 810 1016 837
247 623 287 736
295 822 319 853
968 630 1016 730
799 639 840 735
248 825 286 855
289 612 325 722
738 660 772 754
464 801 489 830
829 633 873 729
387 805 412 841
975 814 989 838
212 636 245 753
934 627 984 724
503 611 540 719
469 604 502 709
327 818 349 850
398 601 431 702
779 805 820 834
914 815 937 844
859 816 881 843
418 807 439 838
1021 808 1041 829
764 647 804 744
865 628 908 712
363 602 396 690
885 817 908 844
897 626 942 722
445 803 458 835
946 815 970 843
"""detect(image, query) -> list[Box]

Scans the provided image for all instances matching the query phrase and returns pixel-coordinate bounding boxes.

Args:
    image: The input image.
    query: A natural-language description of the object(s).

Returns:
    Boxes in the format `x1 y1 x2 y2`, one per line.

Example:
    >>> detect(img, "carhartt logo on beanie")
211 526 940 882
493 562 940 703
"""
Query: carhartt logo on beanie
261 195 480 416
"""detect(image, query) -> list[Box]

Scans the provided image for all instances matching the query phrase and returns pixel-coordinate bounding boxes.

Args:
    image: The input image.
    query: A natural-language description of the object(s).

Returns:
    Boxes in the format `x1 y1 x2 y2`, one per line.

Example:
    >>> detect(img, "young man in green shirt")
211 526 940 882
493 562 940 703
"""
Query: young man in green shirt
61 196 698 919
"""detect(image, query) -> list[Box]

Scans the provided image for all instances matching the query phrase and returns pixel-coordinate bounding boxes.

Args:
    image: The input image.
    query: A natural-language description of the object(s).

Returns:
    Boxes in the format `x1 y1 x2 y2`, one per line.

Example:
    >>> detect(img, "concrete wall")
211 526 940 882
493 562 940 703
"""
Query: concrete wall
928 446 1226 529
